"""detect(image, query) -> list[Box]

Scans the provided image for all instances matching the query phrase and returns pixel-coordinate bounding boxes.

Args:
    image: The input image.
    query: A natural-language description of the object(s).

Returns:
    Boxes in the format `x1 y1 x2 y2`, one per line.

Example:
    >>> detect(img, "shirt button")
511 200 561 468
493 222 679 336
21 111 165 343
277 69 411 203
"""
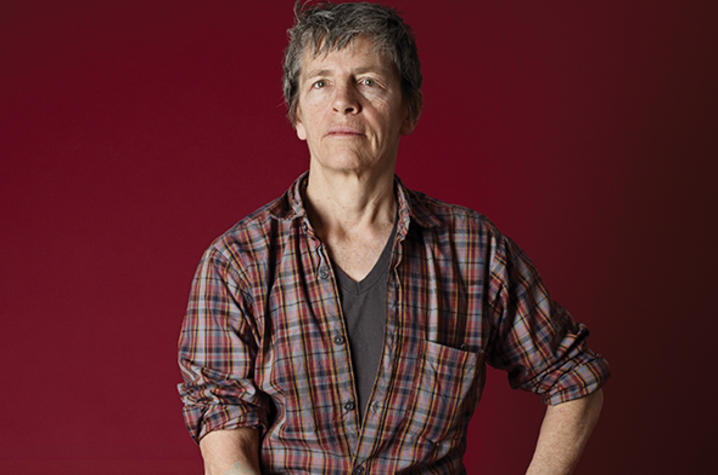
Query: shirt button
344 400 355 411
319 268 329 279
352 465 364 475
333 335 345 345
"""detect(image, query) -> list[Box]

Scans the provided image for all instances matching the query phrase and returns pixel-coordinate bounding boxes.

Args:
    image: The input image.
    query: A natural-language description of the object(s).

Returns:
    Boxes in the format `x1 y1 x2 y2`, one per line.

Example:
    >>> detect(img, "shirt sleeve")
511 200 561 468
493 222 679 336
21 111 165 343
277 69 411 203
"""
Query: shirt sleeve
485 233 610 405
177 246 270 443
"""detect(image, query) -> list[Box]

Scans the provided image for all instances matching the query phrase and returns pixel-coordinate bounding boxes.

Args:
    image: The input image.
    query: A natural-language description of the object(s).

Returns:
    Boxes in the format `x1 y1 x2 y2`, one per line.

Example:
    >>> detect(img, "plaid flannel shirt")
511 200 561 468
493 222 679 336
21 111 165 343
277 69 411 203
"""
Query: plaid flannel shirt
177 173 609 474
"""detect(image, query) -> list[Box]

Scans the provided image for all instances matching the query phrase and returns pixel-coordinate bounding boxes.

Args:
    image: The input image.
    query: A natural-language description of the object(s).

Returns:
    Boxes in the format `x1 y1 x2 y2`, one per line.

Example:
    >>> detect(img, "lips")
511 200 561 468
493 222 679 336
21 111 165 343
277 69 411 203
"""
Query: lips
326 126 364 136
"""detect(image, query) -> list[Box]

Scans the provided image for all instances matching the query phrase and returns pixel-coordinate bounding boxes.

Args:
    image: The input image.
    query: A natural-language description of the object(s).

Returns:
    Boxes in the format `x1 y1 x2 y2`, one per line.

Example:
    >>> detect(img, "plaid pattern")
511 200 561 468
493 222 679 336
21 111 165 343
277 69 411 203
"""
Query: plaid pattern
178 173 609 474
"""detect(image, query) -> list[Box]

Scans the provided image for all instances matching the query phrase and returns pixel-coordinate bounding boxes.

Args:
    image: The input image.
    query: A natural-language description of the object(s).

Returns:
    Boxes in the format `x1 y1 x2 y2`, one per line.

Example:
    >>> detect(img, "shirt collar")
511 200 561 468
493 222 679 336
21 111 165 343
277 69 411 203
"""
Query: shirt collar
268 171 442 230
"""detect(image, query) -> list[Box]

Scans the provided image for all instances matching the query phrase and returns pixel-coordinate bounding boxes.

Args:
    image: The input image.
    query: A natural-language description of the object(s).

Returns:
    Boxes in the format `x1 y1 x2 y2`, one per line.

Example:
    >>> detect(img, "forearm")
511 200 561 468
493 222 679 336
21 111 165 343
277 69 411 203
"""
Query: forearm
199 427 262 475
525 389 604 474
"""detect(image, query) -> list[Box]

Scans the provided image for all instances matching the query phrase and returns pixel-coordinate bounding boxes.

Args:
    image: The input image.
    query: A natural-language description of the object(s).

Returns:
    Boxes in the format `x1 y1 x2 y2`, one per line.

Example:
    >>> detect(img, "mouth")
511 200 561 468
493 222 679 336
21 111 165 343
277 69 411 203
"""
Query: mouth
326 127 364 137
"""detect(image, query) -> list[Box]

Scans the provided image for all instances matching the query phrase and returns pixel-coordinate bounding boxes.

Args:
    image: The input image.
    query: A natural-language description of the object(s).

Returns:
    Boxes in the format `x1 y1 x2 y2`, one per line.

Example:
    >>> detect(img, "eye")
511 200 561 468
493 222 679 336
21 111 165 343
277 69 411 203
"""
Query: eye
312 79 327 89
359 77 376 87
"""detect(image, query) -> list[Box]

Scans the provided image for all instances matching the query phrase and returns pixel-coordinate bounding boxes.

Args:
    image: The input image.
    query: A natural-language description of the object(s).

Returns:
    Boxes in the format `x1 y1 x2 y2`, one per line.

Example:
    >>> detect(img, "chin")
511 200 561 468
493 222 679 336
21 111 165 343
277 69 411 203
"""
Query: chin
314 151 373 172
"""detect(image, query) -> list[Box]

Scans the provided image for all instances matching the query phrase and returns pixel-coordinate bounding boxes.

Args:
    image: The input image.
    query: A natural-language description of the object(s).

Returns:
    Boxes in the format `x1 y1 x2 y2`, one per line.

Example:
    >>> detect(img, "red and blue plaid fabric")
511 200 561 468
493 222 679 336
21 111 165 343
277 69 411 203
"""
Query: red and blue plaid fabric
178 173 609 473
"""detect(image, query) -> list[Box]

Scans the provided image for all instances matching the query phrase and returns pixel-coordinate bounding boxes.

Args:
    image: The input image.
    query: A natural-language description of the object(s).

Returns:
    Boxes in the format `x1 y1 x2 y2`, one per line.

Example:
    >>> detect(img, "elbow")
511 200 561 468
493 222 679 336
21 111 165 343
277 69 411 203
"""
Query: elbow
584 388 604 424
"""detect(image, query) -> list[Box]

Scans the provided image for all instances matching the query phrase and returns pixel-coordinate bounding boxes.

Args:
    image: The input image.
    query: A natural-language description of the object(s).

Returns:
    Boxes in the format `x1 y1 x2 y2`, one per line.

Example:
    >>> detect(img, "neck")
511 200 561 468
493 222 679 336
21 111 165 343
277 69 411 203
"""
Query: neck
304 165 396 239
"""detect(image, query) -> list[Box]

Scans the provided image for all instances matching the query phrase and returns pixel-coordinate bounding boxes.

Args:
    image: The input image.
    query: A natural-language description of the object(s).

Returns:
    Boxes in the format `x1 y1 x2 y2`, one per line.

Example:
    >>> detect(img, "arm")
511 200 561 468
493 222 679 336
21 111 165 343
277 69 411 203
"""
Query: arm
483 233 609 473
525 389 604 475
200 428 262 475
178 248 269 458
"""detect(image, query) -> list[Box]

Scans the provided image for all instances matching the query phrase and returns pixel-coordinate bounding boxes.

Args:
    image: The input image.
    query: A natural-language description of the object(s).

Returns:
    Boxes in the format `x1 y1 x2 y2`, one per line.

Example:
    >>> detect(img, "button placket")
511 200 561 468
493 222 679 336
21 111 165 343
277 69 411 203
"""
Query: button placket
315 245 359 442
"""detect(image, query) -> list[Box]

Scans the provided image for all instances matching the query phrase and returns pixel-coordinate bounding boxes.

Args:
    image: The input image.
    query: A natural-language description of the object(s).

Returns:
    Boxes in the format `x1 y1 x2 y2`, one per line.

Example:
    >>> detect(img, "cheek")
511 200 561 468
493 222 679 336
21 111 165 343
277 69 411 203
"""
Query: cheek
296 101 328 140
300 89 326 110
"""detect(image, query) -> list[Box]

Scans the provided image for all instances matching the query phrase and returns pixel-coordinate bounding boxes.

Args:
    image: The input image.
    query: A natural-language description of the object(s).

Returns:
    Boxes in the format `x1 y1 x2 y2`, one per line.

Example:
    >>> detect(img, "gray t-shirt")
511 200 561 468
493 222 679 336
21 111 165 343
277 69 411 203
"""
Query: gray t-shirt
332 220 397 420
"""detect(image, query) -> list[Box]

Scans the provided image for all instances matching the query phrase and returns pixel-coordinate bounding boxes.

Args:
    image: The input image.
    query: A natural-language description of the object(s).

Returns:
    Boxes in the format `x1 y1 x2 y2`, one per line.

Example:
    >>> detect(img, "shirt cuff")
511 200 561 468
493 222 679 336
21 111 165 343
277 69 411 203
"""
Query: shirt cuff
540 353 611 405
182 403 269 444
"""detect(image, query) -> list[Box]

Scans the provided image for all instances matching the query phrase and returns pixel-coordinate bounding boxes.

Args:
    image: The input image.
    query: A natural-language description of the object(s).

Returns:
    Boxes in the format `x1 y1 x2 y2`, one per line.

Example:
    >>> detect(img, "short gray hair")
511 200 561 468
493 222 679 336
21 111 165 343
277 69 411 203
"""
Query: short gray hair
282 1 423 126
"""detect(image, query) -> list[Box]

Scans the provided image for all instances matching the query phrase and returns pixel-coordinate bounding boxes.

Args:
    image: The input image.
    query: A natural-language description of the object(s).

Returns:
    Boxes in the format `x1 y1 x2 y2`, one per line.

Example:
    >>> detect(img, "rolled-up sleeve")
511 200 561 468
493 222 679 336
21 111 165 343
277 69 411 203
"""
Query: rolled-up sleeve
486 234 610 405
177 246 270 442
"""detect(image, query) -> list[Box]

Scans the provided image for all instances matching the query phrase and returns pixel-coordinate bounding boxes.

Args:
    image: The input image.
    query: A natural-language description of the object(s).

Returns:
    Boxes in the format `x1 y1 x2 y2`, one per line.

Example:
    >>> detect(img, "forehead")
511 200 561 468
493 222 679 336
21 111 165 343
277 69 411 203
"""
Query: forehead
299 36 394 78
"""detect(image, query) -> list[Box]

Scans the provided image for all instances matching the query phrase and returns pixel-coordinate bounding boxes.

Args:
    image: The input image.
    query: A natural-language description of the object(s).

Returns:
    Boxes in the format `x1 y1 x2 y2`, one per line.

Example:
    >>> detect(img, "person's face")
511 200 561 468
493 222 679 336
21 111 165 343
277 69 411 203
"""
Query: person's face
294 36 416 175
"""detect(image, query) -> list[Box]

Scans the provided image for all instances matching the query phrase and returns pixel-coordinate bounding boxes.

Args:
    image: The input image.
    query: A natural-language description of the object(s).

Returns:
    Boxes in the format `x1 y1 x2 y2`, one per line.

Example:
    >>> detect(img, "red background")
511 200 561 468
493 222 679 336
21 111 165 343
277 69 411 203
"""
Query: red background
2 1 717 473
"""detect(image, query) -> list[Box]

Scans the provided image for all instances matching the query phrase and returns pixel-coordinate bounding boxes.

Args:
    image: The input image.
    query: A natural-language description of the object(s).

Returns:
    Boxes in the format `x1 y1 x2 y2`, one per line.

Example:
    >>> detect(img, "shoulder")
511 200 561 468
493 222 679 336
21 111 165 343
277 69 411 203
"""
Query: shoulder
402 185 528 274
405 186 503 241
200 191 294 284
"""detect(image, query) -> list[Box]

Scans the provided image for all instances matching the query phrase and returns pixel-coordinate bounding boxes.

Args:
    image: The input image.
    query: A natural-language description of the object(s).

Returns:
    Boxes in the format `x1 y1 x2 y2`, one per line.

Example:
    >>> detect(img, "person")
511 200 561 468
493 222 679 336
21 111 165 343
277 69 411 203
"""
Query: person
177 2 610 473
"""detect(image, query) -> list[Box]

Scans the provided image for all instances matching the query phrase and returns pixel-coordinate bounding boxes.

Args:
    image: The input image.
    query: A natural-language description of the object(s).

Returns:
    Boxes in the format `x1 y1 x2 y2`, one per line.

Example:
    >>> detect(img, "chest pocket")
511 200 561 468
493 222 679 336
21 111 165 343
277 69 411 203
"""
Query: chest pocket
404 339 482 445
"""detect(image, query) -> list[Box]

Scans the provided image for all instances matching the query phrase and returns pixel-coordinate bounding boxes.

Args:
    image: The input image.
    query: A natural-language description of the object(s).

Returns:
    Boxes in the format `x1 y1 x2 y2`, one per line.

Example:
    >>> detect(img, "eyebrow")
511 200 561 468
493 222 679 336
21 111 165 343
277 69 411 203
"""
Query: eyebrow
303 66 391 80
304 69 333 79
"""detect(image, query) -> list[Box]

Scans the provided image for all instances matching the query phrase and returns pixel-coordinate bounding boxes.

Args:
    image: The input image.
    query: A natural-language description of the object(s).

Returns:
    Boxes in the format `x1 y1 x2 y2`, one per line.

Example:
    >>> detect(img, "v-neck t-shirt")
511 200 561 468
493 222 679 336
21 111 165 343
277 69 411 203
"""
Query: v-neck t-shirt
332 219 397 420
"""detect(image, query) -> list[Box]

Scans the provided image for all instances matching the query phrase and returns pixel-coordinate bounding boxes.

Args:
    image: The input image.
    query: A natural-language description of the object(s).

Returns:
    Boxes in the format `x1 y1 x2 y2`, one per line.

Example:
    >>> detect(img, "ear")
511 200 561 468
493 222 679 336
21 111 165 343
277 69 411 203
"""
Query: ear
296 120 307 141
294 104 308 141
400 91 423 136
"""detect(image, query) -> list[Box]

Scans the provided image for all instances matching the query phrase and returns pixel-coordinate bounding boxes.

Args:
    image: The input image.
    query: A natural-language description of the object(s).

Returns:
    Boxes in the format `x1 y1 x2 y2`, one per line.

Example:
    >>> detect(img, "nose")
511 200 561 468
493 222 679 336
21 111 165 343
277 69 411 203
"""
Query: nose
332 82 361 114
